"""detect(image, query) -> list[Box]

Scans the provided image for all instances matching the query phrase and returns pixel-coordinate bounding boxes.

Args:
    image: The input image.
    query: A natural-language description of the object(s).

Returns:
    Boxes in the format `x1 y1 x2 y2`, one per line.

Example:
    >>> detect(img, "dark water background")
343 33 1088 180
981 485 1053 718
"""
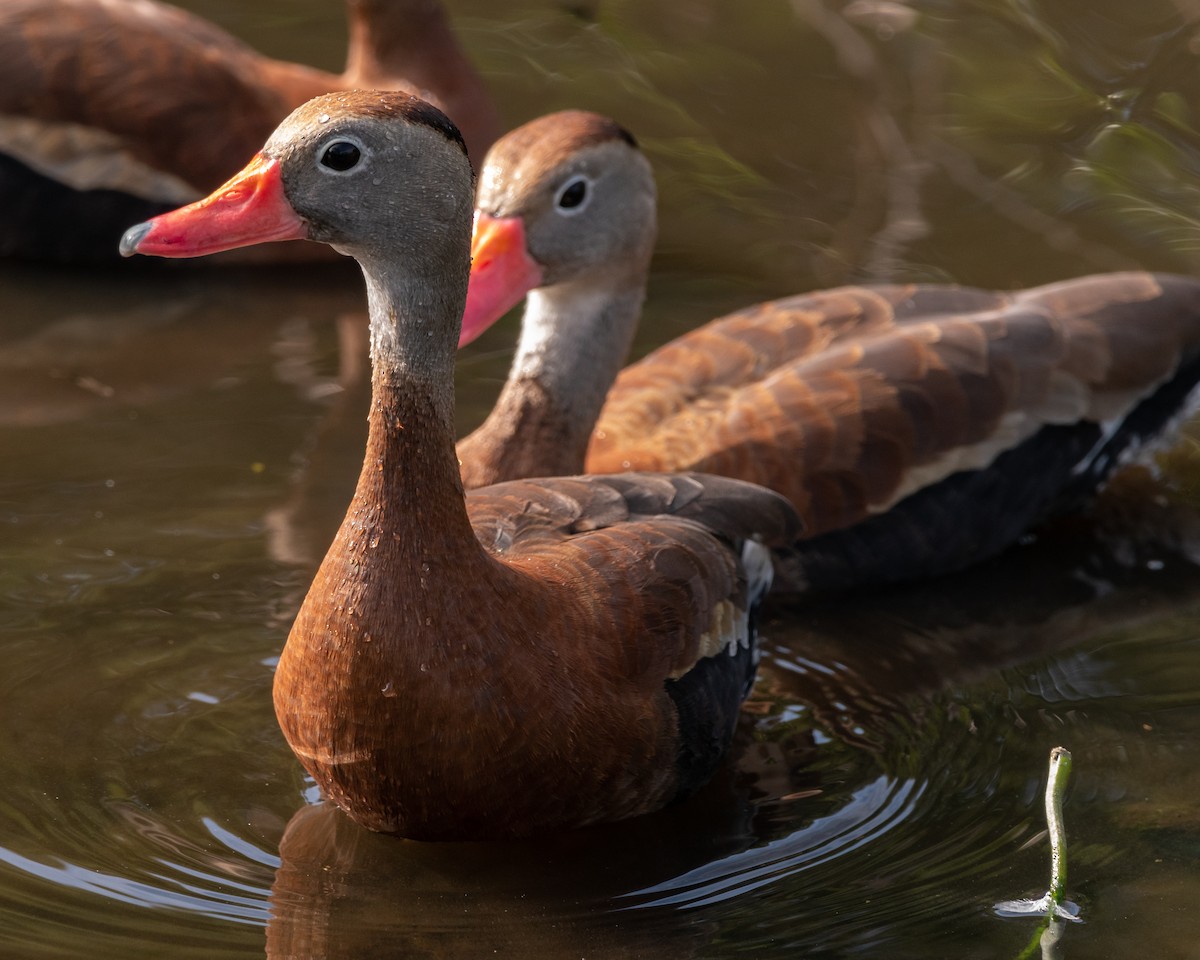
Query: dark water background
2 1 1200 956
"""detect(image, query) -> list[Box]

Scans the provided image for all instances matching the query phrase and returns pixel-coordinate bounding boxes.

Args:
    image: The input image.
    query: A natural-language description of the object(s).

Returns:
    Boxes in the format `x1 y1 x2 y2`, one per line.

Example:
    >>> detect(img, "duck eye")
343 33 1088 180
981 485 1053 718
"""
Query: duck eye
555 175 591 214
319 140 362 173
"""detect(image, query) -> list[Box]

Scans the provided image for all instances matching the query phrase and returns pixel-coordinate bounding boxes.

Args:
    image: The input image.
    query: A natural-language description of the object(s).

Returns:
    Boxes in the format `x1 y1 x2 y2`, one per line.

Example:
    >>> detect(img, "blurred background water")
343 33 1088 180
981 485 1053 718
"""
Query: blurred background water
2 1 1200 957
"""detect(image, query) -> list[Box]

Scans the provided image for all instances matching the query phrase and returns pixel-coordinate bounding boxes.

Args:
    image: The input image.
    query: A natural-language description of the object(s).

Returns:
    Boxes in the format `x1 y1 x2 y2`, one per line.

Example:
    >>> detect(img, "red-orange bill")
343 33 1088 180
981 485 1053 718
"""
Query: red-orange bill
459 212 544 348
119 154 307 258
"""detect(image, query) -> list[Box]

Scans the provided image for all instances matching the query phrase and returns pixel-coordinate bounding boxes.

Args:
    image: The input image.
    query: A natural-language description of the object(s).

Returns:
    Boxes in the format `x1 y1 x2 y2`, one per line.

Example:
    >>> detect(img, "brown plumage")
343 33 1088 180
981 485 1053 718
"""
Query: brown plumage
0 0 498 261
456 111 1200 591
121 91 801 840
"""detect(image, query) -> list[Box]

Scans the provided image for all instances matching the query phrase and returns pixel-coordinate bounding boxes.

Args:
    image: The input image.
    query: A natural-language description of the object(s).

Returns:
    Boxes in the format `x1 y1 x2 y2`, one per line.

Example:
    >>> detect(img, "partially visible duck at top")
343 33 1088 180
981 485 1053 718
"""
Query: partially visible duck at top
0 0 498 262
455 110 1200 593
120 91 802 840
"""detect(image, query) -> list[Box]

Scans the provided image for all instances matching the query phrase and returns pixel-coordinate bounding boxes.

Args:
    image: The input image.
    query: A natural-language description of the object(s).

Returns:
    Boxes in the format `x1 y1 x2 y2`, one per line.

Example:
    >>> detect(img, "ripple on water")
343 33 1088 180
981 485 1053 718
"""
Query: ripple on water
0 799 278 958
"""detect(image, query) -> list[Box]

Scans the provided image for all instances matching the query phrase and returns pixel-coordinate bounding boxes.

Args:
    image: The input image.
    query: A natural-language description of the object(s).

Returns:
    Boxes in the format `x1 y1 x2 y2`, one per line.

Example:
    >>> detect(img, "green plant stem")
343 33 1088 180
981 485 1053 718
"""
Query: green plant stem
1044 746 1072 908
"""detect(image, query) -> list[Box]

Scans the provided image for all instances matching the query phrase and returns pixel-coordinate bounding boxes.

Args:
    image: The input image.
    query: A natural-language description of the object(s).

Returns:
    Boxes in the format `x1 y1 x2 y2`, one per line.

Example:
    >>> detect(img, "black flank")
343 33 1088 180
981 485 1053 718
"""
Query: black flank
665 609 759 802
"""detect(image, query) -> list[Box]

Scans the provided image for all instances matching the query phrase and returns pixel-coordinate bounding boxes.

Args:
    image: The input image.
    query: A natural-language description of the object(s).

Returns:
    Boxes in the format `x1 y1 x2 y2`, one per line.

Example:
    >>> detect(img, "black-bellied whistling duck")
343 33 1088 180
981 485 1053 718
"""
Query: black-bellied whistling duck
456 111 1200 593
0 0 498 262
119 91 802 840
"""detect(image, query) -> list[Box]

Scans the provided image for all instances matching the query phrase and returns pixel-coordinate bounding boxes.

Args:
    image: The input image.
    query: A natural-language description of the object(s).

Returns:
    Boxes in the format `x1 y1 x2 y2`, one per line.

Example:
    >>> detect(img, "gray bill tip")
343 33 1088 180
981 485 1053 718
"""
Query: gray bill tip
118 222 153 258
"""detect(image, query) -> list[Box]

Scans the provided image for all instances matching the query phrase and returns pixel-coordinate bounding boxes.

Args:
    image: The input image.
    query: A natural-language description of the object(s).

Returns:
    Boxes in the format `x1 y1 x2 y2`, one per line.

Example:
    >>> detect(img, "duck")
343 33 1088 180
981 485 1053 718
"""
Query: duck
119 91 803 841
455 110 1200 593
0 0 498 262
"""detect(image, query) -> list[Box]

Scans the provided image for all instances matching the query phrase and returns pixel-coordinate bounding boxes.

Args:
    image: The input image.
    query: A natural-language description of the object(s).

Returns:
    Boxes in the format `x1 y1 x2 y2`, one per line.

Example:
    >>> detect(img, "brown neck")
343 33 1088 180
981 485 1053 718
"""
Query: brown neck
457 280 647 488
341 0 498 158
343 0 450 79
337 249 485 572
457 376 591 489
348 367 483 564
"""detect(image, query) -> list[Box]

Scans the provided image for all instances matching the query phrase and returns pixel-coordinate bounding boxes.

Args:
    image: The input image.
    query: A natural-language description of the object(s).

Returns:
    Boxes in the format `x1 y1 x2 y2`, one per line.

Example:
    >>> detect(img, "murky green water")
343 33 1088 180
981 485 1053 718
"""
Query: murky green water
3 1 1200 957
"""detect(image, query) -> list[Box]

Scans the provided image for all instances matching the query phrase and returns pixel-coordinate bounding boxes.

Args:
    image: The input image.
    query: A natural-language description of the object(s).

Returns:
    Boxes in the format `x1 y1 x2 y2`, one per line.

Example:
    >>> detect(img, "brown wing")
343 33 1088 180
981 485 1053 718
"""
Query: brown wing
0 0 334 193
588 283 1006 458
466 471 801 802
467 472 800 681
588 272 1200 539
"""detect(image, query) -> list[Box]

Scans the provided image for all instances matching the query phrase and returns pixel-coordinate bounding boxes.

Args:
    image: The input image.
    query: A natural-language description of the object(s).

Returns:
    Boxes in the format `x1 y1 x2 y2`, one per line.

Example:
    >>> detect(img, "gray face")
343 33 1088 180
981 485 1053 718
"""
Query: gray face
263 95 475 274
477 137 658 287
